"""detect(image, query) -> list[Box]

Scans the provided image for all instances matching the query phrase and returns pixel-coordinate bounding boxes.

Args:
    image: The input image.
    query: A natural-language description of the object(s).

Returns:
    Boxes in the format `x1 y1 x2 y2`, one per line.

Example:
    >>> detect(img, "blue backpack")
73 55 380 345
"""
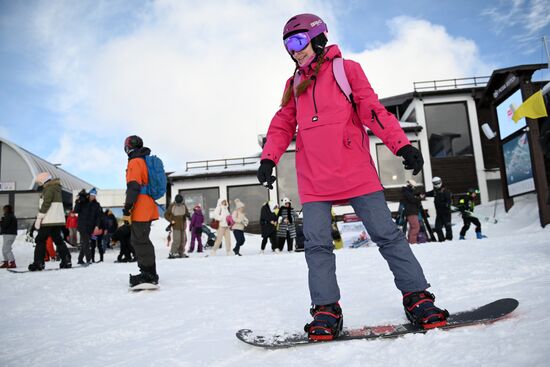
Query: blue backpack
140 155 167 200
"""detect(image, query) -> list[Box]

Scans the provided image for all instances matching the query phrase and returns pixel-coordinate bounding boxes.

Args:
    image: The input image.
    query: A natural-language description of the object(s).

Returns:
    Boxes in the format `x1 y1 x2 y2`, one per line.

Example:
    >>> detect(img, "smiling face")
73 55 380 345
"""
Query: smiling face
291 42 315 67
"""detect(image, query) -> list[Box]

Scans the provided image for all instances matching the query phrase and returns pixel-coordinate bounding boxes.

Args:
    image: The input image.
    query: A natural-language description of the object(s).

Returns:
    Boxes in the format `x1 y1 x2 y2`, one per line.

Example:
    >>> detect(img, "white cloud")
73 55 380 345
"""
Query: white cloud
22 1 492 187
481 0 550 53
347 17 494 98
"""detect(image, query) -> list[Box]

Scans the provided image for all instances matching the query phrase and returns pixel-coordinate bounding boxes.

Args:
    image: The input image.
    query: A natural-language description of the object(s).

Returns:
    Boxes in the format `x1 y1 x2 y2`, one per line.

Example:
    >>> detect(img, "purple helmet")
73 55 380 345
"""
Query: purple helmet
283 13 327 40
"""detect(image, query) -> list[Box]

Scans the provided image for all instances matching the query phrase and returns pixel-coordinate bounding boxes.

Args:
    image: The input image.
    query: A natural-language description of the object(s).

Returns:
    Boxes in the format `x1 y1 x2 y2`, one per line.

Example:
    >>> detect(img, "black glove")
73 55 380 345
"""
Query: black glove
257 159 276 189
397 145 424 175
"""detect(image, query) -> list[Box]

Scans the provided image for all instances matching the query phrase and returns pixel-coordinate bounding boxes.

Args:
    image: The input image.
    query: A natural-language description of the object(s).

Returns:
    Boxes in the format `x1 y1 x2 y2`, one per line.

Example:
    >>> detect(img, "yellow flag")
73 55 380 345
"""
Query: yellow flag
512 90 548 122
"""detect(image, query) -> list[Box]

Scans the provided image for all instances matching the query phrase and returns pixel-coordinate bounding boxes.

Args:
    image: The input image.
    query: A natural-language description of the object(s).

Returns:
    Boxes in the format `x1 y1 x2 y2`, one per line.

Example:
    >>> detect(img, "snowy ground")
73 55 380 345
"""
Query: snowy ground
1 194 549 367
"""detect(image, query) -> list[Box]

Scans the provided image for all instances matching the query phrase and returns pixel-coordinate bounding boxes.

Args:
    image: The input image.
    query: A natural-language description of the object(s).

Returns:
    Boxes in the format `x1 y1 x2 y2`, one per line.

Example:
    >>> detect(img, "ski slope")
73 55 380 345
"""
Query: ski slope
1 194 549 366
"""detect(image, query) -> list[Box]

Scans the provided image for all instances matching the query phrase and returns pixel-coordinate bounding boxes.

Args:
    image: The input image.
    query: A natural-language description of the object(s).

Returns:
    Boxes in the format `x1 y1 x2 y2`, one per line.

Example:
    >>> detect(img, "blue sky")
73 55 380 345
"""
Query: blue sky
0 0 549 189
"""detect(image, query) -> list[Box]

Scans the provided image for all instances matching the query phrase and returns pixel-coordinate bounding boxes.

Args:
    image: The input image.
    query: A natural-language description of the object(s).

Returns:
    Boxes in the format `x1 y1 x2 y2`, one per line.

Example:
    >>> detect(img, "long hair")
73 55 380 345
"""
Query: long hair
280 52 326 107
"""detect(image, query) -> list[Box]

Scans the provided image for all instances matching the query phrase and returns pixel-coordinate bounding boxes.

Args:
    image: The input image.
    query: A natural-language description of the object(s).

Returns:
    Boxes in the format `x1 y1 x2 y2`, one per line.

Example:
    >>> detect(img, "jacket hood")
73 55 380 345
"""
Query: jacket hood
216 198 228 207
128 147 151 160
43 178 61 188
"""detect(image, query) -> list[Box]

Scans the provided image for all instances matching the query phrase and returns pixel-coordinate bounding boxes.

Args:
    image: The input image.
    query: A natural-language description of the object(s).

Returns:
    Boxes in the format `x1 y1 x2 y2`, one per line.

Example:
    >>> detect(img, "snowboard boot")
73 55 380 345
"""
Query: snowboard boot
8 261 16 269
60 255 72 269
476 232 486 239
0 261 8 268
403 291 449 329
129 270 159 287
304 302 343 341
28 263 45 272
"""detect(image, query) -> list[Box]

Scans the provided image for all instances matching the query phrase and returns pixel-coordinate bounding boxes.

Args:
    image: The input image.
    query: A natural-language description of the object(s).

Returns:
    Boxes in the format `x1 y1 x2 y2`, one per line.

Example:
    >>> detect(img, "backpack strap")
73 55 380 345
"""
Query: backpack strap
292 58 354 106
332 57 353 104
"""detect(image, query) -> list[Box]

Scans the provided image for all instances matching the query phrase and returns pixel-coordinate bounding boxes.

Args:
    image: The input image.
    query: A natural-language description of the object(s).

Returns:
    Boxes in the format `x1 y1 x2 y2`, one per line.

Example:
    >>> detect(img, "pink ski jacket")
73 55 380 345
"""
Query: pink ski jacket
261 45 410 204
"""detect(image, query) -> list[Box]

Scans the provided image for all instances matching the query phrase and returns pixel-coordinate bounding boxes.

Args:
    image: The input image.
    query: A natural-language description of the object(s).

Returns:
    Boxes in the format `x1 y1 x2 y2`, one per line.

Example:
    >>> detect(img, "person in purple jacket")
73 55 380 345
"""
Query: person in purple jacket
189 205 204 253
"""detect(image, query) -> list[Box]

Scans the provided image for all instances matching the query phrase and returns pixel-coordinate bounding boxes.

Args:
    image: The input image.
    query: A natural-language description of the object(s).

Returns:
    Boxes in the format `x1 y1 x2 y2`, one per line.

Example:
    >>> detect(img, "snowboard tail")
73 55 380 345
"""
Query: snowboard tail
236 298 519 349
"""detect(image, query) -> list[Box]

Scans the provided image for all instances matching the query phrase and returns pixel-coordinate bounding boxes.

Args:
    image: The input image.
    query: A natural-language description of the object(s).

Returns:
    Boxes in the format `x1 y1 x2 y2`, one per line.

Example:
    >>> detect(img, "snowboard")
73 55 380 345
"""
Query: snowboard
129 283 159 292
236 298 518 349
7 264 89 274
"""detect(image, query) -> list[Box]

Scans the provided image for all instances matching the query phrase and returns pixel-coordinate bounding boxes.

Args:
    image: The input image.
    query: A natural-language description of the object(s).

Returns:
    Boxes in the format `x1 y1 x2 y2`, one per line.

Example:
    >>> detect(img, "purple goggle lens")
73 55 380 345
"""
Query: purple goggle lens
284 33 310 52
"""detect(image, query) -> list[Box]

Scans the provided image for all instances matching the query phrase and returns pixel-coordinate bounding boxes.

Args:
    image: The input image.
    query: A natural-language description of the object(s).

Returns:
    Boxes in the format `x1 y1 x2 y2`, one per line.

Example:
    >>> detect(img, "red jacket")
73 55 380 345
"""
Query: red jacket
261 45 410 203
66 213 78 229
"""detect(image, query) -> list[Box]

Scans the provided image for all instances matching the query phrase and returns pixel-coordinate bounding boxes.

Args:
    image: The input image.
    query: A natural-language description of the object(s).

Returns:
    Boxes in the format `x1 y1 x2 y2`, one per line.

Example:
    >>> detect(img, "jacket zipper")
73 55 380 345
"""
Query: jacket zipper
371 110 384 129
312 76 319 121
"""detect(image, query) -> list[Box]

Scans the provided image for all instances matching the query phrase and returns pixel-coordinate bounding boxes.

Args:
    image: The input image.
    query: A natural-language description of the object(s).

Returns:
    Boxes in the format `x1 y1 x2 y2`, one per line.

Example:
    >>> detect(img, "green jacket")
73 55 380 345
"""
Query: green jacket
39 179 65 226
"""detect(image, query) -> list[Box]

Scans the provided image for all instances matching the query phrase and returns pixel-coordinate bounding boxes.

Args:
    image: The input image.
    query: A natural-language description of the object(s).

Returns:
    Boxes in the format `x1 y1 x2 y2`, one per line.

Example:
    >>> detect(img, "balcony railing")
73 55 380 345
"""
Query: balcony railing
413 76 490 92
185 156 259 171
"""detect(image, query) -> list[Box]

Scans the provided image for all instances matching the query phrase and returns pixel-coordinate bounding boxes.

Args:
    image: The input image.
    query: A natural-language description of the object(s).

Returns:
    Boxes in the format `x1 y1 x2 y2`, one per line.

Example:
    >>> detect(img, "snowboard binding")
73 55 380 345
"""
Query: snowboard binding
304 303 343 341
403 291 449 329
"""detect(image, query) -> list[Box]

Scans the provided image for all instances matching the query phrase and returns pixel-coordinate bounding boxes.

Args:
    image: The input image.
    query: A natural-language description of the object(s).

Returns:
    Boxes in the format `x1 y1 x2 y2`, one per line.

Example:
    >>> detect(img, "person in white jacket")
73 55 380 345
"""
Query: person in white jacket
231 199 249 256
211 198 232 255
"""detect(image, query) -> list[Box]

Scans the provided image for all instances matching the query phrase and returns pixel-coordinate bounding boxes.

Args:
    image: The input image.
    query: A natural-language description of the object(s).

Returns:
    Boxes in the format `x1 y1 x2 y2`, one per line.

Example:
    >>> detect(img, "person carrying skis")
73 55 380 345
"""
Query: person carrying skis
256 13 447 341
122 135 160 286
458 188 484 240
425 176 453 241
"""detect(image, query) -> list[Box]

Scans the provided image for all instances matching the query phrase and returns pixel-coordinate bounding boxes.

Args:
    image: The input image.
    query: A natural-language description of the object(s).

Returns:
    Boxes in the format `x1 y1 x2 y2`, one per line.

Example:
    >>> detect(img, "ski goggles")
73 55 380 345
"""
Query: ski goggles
284 32 310 53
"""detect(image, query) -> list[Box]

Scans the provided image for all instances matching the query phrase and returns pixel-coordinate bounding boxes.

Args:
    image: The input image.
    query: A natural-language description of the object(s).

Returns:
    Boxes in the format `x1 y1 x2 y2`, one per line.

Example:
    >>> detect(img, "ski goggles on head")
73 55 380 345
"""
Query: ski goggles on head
284 32 310 53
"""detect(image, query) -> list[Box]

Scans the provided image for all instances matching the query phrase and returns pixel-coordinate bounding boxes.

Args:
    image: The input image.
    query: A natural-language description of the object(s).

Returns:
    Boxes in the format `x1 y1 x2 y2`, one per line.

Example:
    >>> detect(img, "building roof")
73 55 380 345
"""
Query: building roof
1 137 94 192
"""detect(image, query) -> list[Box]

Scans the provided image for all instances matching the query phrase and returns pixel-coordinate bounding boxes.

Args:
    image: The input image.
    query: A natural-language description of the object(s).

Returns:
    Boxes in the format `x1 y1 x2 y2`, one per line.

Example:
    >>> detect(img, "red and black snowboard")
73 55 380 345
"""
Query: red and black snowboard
236 298 518 349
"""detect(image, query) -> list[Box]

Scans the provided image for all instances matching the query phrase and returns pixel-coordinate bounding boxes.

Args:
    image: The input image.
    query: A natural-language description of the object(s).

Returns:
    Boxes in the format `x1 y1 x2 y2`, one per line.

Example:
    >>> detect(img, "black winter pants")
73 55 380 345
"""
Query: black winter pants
35 226 70 265
131 221 157 274
278 232 294 251
261 233 277 251
460 216 481 237
434 211 453 241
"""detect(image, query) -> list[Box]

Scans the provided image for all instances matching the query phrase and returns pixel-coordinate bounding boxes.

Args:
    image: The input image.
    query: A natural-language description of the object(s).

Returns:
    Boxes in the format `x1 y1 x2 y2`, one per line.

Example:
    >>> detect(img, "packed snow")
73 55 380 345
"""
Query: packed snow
1 194 549 367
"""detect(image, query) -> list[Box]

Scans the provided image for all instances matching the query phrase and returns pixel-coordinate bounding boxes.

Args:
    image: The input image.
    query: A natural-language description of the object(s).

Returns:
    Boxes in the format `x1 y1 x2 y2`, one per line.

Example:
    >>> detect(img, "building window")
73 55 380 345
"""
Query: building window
178 187 219 220
376 141 424 188
227 184 269 232
276 151 301 210
424 102 473 158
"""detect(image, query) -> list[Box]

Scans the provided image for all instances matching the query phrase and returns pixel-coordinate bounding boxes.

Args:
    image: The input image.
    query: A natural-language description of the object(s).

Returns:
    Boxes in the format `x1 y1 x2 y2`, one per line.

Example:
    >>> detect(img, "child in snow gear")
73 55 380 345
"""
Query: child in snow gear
231 199 249 256
165 194 190 258
189 205 204 252
258 13 447 338
65 210 78 246
28 172 72 271
276 198 297 252
425 176 453 241
112 222 135 262
122 135 160 286
458 189 484 240
1 205 18 268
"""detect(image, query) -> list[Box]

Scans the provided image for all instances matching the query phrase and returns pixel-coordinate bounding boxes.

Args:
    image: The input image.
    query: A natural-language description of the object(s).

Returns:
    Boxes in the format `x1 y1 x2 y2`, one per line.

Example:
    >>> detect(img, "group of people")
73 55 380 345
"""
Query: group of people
400 176 485 243
259 197 299 253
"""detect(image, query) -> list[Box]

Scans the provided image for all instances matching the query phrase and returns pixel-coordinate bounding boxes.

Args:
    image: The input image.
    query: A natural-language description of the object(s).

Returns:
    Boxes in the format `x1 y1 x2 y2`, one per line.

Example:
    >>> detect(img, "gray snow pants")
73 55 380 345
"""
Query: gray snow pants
302 190 430 305
2 234 16 262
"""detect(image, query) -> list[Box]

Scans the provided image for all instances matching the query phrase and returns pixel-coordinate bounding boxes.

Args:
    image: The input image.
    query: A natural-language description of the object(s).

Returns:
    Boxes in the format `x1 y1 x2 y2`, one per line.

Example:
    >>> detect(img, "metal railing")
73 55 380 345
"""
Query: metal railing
185 156 259 171
413 76 491 92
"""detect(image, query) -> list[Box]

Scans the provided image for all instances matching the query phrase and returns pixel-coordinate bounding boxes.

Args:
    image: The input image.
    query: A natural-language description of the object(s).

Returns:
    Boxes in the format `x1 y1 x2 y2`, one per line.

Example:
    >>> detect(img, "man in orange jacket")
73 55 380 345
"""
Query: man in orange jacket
122 135 160 287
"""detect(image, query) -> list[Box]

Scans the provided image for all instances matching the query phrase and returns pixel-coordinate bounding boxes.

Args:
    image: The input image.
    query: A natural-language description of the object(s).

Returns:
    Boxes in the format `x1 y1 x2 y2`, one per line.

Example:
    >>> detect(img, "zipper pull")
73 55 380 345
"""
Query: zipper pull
312 116 318 122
